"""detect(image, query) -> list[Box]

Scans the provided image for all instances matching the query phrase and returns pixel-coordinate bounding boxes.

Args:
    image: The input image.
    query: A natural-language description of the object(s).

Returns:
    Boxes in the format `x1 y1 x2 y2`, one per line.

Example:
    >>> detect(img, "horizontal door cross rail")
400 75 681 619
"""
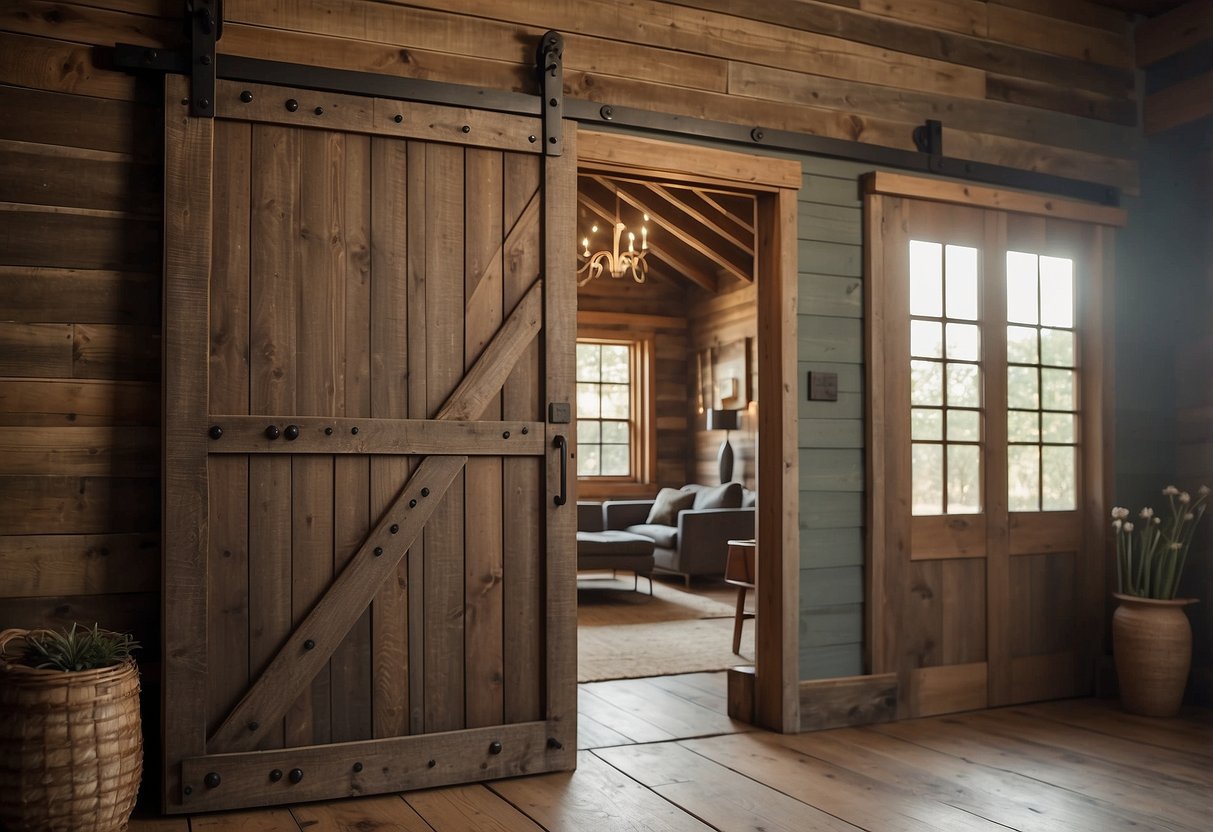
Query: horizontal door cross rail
207 454 467 753
204 416 545 456
112 40 1119 206
183 722 555 813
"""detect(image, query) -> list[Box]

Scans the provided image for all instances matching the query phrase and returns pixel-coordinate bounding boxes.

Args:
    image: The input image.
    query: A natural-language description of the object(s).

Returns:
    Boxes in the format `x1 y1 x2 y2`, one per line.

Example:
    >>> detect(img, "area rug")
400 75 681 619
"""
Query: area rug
577 575 755 682
577 574 735 625
578 617 755 682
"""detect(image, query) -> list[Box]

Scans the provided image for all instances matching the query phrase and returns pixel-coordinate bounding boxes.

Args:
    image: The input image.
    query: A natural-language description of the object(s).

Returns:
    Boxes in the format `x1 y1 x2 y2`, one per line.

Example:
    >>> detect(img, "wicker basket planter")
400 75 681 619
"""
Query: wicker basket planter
0 629 143 832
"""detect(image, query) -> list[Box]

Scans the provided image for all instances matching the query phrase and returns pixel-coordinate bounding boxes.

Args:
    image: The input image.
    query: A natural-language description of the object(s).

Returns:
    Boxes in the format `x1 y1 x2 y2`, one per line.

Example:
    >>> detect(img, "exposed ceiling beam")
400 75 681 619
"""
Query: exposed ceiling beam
648 183 754 257
694 187 755 234
593 176 753 285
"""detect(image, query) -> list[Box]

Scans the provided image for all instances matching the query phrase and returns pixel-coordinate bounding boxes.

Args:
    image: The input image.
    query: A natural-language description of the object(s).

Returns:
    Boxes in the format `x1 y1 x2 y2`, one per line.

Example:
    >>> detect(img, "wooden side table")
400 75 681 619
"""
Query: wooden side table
725 538 756 655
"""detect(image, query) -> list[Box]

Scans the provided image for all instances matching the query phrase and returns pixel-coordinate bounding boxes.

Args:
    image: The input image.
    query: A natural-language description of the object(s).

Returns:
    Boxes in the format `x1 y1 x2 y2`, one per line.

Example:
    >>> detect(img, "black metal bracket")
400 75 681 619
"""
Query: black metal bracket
536 30 564 156
185 0 222 117
913 119 944 173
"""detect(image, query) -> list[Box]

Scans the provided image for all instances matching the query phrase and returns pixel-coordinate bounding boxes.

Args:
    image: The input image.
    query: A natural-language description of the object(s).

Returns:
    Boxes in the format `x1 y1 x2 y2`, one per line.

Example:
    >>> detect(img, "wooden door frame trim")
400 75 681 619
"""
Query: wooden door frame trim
578 129 801 732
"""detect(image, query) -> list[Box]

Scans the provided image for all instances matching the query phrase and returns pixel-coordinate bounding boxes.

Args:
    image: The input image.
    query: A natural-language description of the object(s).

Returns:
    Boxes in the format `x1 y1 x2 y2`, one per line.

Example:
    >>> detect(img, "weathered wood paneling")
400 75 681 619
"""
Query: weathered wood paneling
0 0 1148 695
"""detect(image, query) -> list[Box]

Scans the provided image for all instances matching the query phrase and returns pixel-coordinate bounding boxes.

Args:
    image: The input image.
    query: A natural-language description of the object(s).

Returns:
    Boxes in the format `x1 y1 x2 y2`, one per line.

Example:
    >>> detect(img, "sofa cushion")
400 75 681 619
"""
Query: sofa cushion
646 487 695 525
626 524 678 549
689 481 743 510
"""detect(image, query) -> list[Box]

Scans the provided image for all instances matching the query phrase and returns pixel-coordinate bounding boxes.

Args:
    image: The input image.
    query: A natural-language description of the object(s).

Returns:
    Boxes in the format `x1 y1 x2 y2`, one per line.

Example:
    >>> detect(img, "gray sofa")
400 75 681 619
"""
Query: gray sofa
602 483 755 586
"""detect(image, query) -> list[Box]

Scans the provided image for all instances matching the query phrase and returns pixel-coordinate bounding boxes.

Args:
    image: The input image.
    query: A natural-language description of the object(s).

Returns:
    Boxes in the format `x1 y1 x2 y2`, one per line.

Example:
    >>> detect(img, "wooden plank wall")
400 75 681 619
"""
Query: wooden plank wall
0 0 1143 686
1114 95 1211 701
688 278 757 490
795 158 870 680
576 274 691 497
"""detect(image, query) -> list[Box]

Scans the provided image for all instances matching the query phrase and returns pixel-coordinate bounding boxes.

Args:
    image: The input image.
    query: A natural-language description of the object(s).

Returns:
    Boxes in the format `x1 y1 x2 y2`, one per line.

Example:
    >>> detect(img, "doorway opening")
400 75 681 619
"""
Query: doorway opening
573 130 801 731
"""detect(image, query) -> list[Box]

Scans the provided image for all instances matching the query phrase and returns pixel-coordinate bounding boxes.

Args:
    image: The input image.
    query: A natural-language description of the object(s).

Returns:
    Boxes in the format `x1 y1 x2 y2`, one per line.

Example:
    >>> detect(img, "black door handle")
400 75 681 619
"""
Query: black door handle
553 435 568 506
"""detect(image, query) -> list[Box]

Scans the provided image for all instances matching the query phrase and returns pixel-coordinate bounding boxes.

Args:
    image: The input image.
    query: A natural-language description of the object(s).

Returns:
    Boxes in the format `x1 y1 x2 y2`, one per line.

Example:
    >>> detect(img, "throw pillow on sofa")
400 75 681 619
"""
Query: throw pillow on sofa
646 487 696 525
685 481 743 510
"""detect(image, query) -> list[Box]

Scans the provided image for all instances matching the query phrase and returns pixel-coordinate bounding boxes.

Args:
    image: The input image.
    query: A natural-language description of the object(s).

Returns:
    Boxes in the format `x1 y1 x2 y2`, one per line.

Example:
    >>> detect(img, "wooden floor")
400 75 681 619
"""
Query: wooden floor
132 675 1212 831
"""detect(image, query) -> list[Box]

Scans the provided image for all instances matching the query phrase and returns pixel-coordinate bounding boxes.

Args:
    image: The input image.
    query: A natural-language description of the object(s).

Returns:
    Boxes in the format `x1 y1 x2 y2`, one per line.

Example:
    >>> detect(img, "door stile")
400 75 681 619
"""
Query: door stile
206 117 251 739
1079 225 1112 695
984 210 1012 708
161 74 214 807
543 123 577 764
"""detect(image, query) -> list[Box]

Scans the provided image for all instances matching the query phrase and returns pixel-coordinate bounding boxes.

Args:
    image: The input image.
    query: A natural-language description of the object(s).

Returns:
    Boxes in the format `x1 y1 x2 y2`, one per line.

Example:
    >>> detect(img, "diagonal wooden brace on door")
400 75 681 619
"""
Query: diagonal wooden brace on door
208 454 466 752
207 276 546 754
437 278 542 420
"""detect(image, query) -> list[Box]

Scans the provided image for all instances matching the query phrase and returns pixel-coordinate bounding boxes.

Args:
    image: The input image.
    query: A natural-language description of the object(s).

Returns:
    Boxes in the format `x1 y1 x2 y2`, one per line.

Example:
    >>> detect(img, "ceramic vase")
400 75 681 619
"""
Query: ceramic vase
1111 592 1197 717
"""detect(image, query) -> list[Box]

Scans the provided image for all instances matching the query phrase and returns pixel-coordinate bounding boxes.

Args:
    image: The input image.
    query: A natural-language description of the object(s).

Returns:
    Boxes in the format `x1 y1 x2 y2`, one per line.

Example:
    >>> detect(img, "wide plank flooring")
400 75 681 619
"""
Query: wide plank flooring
132 678 1212 832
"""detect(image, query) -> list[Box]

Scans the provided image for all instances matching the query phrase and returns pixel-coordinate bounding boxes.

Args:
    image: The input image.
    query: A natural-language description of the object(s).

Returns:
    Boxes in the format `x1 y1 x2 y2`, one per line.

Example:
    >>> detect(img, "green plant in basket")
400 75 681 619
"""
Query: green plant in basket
1113 484 1210 600
20 622 140 672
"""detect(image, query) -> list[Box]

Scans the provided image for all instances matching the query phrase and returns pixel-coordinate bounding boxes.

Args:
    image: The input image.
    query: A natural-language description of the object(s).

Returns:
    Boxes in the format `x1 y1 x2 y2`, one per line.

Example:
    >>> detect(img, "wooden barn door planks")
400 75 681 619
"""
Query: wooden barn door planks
866 176 1116 719
161 74 576 813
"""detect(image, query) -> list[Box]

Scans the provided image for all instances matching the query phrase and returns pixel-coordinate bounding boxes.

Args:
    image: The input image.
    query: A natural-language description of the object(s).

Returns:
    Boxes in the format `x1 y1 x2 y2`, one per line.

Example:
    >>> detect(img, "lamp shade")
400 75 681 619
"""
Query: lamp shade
706 409 740 431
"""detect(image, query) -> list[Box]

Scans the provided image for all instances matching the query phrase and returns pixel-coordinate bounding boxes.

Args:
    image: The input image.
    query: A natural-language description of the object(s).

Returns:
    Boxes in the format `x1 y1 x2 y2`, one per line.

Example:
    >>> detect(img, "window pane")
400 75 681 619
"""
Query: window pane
578 446 601 477
911 360 943 406
1006 326 1038 364
1041 412 1075 444
600 345 630 383
1041 368 1075 411
948 444 981 514
911 320 943 358
1007 366 1039 409
912 443 943 515
1008 410 1040 442
600 383 630 418
1008 445 1040 511
601 421 629 443
947 363 980 408
1040 256 1074 328
576 382 601 418
912 408 943 441
945 245 980 320
910 241 943 317
1042 446 1076 510
1007 251 1039 324
946 323 981 361
601 444 630 476
576 343 600 382
1040 328 1074 367
948 409 980 441
578 420 600 443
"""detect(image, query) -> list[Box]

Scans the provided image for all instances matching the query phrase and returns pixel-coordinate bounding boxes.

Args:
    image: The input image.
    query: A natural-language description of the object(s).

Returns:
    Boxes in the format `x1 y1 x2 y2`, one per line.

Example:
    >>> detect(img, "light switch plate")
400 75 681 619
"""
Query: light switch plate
807 371 838 402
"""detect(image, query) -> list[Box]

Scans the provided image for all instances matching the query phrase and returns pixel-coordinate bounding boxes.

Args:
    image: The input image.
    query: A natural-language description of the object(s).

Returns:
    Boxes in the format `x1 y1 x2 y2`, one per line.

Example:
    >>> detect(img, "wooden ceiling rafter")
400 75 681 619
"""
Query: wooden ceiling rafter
647 183 755 257
693 187 756 234
590 175 754 285
577 187 719 292
590 173 757 253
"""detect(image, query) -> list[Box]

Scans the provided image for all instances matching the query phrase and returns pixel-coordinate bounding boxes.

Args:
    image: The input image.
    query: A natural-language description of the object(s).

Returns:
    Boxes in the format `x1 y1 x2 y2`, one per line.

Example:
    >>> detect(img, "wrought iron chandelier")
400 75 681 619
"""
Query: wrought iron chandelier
577 198 649 286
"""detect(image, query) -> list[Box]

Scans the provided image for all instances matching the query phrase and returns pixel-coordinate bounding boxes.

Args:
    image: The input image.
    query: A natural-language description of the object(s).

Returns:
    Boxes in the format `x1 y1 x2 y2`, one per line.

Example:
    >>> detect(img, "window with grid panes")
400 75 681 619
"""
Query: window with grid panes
909 241 983 515
575 340 635 477
1006 251 1078 511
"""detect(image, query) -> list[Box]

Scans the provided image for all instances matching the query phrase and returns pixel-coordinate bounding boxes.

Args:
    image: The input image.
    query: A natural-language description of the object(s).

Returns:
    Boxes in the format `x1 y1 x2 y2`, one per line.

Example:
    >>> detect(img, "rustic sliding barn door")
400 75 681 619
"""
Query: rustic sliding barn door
161 75 576 812
867 180 1111 719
